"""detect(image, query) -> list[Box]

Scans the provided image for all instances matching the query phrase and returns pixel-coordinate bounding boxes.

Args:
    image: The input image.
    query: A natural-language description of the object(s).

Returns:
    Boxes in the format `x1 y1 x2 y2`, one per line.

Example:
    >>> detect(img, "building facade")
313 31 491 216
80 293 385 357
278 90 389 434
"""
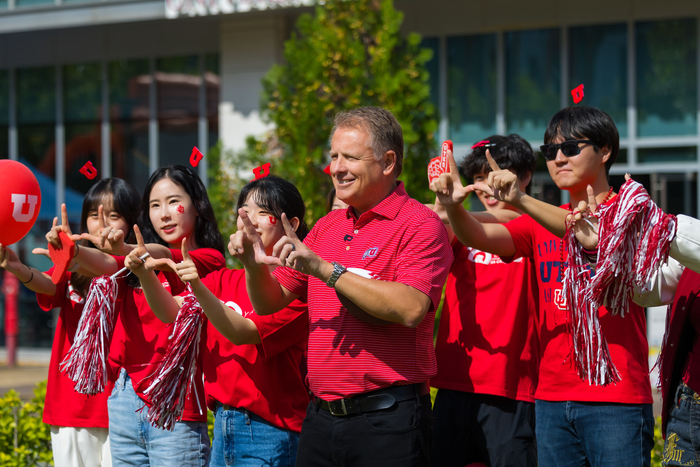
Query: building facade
1 0 699 347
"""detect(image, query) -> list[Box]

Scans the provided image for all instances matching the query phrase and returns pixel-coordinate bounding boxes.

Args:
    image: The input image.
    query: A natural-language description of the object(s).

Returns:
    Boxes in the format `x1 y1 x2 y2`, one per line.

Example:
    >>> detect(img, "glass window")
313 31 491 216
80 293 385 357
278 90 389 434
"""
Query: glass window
0 0 7 9
205 53 220 153
638 146 697 164
64 63 103 222
110 59 150 193
422 38 440 117
15 0 54 7
0 70 8 160
569 24 628 137
447 34 497 145
157 55 200 168
506 28 560 142
636 19 697 137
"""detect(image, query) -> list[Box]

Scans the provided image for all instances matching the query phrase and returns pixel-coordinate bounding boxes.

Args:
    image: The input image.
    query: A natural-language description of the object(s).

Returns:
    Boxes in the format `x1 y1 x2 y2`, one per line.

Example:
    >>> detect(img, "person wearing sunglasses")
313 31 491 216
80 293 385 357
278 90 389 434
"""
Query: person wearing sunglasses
430 106 654 467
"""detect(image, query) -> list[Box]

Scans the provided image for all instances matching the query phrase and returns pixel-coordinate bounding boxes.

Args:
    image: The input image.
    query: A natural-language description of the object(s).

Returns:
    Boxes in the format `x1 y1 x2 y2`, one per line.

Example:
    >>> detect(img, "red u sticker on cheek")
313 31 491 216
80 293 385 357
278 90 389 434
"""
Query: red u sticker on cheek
269 216 277 225
177 205 185 214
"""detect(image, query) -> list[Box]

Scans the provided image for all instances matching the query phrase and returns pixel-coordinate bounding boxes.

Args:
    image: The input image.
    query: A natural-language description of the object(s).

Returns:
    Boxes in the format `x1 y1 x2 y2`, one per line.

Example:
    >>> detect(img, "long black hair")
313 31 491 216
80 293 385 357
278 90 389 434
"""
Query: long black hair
73 178 141 296
138 165 225 255
236 176 309 241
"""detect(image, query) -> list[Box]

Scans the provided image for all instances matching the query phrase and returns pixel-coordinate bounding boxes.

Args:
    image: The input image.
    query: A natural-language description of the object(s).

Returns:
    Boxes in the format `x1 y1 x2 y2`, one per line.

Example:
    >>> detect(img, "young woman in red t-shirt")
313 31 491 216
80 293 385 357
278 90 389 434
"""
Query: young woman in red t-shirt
0 177 141 467
128 176 310 467
68 165 225 466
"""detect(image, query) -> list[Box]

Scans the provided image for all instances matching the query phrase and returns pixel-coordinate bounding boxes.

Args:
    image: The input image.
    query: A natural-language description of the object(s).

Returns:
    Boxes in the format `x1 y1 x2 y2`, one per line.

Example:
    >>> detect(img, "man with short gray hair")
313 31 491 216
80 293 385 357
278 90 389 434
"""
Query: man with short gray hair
231 106 453 466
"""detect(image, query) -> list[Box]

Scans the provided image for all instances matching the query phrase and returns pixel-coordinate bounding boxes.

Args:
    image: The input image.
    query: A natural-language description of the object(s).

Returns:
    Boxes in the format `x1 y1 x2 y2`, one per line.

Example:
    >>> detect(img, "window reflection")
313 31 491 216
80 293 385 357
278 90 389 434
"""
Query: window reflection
422 38 440 118
0 70 8 160
157 55 200 168
448 34 497 144
205 53 220 154
15 0 53 7
636 19 697 137
638 146 697 164
110 59 150 193
569 24 628 137
64 62 102 222
506 28 560 142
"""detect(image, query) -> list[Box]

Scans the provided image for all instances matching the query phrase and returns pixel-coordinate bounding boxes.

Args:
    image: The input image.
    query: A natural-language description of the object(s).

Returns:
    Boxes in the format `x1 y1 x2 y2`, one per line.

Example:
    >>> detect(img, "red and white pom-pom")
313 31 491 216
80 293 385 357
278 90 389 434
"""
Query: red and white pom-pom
563 178 676 387
591 179 677 314
60 275 119 395
143 288 205 431
562 233 621 386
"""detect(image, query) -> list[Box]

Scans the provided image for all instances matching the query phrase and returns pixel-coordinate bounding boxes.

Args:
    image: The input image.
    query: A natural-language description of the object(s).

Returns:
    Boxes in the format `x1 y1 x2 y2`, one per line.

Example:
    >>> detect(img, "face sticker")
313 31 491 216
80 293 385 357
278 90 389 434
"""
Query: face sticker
269 216 277 225
176 205 185 214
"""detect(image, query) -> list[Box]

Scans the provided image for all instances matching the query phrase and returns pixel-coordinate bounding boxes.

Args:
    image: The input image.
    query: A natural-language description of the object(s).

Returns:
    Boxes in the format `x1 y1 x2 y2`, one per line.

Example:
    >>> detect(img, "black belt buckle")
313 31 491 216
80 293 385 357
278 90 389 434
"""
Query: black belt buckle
328 398 349 416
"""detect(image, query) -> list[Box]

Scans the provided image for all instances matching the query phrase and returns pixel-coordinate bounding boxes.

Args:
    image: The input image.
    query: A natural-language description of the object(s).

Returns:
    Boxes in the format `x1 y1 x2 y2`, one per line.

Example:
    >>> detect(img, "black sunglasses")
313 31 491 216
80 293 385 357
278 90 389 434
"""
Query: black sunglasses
540 140 596 161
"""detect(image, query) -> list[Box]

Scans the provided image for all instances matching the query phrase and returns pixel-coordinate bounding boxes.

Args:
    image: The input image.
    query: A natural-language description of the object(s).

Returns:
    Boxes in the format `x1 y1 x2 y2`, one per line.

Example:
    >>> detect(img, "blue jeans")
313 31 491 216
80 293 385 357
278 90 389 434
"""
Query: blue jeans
108 369 210 467
535 400 654 467
663 382 700 466
210 403 298 467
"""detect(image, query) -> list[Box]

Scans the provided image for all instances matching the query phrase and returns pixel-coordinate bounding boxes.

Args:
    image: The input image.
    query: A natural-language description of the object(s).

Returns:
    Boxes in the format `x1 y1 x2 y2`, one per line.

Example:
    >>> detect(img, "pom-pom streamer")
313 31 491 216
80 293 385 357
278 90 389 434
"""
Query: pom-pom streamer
143 287 205 431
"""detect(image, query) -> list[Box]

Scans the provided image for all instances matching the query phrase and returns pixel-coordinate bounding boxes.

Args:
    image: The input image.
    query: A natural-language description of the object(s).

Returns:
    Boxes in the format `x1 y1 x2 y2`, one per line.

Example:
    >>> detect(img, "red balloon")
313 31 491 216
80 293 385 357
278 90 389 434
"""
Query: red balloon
0 160 42 246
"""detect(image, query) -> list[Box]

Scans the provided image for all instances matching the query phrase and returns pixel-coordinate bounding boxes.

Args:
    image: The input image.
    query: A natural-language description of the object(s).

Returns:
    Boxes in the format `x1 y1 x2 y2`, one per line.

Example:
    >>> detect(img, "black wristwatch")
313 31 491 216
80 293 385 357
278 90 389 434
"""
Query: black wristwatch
326 262 347 288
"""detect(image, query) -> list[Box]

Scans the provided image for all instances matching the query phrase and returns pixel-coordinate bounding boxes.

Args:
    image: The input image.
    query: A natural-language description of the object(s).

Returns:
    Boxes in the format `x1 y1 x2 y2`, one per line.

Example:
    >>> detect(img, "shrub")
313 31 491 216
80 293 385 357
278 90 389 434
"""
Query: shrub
0 381 53 466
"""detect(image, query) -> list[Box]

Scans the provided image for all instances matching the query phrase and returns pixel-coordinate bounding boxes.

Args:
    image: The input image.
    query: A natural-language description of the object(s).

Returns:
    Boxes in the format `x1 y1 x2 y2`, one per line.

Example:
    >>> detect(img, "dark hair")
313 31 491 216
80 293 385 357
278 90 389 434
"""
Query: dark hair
72 178 141 297
544 106 620 176
462 134 537 195
138 165 225 255
330 107 404 176
236 176 309 242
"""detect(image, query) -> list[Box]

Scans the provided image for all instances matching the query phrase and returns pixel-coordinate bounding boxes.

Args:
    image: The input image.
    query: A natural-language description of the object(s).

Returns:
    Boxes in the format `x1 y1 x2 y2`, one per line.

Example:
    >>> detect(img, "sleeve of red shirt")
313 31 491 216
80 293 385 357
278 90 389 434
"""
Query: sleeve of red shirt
502 214 536 261
251 302 308 360
36 267 64 311
395 215 453 312
273 226 318 302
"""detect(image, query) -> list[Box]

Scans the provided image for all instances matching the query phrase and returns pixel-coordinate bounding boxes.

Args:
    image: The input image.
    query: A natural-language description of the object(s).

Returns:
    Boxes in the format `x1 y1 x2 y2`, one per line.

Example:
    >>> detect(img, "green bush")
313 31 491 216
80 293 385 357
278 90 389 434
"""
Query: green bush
0 381 53 466
651 415 664 467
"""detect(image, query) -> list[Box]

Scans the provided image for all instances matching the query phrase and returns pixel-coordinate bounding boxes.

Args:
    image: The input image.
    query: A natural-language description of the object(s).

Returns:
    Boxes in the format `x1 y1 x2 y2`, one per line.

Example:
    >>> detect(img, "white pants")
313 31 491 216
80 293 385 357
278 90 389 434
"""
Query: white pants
50 426 112 467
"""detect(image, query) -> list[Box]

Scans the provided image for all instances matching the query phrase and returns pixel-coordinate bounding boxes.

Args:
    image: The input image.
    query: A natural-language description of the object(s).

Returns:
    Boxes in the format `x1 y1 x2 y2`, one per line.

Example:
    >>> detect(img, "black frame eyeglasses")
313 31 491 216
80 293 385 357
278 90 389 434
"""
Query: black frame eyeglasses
539 140 596 161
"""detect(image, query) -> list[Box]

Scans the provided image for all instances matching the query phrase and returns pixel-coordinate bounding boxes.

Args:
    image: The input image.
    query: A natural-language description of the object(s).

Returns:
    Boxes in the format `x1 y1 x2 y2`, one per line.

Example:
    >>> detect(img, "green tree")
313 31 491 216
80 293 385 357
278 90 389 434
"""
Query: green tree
257 0 438 224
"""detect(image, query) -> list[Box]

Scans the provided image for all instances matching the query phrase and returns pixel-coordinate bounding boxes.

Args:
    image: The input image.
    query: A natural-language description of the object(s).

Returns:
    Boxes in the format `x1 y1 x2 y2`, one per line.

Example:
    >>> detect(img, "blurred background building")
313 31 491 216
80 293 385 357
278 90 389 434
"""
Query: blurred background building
1 0 699 348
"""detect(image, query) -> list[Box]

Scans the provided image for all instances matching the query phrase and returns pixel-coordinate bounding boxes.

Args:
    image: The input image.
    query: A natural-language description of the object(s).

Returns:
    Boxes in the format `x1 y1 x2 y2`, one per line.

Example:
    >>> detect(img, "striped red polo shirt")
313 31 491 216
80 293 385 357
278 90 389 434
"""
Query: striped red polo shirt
274 182 453 401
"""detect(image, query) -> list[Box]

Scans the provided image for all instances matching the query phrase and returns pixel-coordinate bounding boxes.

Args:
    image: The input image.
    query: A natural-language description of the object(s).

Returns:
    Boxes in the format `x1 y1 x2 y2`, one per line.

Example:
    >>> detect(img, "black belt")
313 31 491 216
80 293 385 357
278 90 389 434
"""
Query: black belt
315 383 429 417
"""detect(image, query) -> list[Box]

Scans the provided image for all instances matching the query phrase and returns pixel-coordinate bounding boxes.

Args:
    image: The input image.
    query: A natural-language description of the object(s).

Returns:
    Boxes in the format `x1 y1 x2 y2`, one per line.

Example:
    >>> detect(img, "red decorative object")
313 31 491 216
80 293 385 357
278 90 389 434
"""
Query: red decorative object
189 147 204 168
571 84 585 104
269 216 277 225
176 205 185 215
323 164 331 175
252 162 272 180
0 160 42 246
562 179 677 386
48 231 75 285
79 161 98 180
143 288 205 430
428 140 452 184
471 140 490 149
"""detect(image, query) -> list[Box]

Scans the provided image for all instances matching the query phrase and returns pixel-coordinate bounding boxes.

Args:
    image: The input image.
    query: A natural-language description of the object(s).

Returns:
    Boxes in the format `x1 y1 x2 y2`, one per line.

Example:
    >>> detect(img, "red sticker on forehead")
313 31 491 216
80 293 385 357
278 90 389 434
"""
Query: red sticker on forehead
269 216 277 225
176 205 185 214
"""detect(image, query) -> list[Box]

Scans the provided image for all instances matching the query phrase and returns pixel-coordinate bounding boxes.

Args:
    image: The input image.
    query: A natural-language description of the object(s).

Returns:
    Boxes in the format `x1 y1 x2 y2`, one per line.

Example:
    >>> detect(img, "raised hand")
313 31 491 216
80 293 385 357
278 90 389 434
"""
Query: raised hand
272 213 326 278
0 244 24 275
569 185 600 250
33 204 80 259
81 205 129 255
429 150 474 206
174 238 201 284
469 150 525 206
124 225 175 276
229 209 278 267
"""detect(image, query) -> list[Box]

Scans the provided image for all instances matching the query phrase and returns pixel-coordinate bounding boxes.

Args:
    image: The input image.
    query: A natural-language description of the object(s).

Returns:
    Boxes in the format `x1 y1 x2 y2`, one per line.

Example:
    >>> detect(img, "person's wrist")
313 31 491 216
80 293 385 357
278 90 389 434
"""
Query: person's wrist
316 260 334 283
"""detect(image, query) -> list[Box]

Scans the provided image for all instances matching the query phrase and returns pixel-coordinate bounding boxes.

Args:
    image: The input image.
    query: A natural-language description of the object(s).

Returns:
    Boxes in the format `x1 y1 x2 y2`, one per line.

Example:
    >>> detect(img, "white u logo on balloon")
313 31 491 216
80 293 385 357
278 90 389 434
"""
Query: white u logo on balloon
11 194 38 222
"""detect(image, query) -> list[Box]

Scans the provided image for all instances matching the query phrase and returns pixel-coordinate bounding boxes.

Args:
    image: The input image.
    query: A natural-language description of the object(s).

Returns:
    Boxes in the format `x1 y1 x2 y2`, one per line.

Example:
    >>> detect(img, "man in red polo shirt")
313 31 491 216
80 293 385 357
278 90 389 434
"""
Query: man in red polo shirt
231 106 453 466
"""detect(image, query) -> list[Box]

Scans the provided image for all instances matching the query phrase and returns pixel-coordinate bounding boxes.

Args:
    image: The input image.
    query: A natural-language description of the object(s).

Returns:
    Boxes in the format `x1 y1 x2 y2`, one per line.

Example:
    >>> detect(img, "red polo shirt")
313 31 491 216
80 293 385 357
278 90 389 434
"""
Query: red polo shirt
504 207 652 404
274 182 453 401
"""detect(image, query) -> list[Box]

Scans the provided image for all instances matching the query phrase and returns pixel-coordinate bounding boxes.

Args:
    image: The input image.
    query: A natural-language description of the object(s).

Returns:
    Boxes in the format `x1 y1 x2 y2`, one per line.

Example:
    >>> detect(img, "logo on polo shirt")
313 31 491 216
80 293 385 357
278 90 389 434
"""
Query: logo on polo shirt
362 247 378 259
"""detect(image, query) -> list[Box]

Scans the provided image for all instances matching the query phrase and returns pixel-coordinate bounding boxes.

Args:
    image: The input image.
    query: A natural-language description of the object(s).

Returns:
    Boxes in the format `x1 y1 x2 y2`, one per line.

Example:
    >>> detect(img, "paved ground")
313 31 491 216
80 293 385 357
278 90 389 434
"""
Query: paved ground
0 347 51 400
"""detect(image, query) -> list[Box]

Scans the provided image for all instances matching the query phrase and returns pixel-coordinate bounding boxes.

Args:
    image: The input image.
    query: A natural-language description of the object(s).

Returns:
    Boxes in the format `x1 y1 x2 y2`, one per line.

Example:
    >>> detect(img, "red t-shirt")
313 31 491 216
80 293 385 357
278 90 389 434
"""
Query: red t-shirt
198 268 309 432
681 292 700 392
274 182 453 401
37 270 112 428
431 239 539 402
504 207 652 403
109 248 225 421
